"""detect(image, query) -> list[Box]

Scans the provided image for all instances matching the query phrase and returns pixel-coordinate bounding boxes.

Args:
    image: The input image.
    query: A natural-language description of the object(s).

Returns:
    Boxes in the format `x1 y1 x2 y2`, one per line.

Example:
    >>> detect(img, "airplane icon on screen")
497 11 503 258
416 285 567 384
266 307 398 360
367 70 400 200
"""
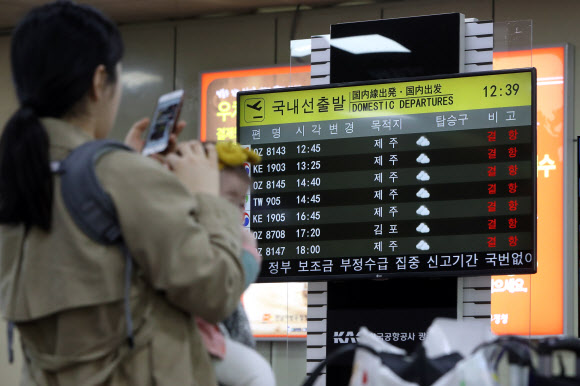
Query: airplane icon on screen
244 98 265 123
247 101 262 111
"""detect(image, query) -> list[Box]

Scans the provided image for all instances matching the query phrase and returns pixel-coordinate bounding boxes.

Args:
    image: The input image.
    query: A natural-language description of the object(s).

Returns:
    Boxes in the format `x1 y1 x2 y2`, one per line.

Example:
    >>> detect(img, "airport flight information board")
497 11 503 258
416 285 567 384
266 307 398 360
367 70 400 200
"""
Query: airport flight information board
238 69 537 282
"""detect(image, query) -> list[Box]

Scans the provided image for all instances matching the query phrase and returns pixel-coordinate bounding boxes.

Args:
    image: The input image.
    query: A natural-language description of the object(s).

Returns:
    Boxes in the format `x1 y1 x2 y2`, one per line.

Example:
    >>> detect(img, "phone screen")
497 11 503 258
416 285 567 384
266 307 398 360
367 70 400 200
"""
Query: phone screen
142 90 183 156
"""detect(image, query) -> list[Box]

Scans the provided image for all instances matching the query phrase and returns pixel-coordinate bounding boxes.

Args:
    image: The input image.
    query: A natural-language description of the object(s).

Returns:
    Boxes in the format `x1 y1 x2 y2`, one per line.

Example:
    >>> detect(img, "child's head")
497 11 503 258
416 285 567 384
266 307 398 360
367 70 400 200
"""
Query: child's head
219 167 250 211
214 142 261 211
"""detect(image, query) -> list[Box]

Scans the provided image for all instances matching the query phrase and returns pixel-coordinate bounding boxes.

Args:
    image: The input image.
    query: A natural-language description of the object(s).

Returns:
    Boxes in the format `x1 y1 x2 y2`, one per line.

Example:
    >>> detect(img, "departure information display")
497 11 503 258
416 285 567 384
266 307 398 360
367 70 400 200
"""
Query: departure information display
238 69 537 282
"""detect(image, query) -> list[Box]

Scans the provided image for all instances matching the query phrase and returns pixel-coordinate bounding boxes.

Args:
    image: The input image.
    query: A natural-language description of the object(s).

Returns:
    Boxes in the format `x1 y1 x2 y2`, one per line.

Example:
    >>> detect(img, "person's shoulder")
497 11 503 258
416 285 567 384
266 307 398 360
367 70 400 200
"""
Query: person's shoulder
95 148 182 191
97 148 169 175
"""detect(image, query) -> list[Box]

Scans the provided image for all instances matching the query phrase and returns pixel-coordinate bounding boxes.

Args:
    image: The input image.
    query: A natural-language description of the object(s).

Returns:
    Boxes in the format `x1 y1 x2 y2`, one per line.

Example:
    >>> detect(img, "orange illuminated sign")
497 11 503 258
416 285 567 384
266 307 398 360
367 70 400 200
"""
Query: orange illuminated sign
200 66 311 142
491 47 566 335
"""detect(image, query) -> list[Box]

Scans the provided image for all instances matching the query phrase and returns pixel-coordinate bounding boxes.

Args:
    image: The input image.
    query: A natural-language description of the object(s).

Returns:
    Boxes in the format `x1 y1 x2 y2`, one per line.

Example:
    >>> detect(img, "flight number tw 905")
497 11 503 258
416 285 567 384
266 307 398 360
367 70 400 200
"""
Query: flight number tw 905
252 196 281 207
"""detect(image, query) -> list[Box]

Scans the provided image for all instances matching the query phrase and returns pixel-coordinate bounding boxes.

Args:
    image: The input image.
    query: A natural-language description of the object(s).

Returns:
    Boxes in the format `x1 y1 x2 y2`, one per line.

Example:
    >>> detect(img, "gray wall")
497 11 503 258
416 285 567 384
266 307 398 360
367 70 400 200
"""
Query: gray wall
0 0 579 385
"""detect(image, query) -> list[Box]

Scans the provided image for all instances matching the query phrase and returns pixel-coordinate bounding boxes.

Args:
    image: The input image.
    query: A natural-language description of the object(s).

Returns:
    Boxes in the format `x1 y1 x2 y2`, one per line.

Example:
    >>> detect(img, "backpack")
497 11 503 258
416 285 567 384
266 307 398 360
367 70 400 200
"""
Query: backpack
8 140 136 363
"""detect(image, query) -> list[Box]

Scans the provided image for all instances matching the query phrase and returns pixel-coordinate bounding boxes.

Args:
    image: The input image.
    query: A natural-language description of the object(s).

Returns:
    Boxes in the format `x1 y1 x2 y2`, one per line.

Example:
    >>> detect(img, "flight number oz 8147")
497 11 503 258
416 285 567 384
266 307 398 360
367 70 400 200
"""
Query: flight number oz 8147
258 246 286 257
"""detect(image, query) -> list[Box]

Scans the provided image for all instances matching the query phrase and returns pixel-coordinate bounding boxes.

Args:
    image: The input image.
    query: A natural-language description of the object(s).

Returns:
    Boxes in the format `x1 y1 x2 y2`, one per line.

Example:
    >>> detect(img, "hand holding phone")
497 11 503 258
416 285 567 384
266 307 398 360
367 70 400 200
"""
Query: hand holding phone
142 89 184 156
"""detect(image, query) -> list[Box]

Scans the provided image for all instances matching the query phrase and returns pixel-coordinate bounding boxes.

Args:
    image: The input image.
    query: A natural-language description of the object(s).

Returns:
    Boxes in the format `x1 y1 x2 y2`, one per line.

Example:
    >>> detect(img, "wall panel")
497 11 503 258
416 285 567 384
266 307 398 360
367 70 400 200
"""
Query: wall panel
175 14 277 139
495 0 579 135
0 35 17 129
114 22 176 141
381 0 491 20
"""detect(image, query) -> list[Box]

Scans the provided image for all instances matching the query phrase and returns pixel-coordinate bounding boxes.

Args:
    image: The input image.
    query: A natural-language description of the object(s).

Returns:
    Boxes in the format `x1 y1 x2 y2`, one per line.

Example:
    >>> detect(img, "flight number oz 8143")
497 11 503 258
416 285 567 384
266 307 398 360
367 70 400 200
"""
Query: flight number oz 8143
253 146 286 156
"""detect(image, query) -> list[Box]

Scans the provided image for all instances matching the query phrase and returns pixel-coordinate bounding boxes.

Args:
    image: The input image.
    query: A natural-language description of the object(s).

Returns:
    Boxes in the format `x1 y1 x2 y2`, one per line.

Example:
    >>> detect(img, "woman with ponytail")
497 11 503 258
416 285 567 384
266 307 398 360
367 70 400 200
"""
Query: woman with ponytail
0 2 245 385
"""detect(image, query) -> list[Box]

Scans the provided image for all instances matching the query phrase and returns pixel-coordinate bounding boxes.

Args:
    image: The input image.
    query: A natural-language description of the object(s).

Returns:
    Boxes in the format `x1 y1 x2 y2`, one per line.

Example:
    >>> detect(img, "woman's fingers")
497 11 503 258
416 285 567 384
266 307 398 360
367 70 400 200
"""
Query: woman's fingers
124 117 150 151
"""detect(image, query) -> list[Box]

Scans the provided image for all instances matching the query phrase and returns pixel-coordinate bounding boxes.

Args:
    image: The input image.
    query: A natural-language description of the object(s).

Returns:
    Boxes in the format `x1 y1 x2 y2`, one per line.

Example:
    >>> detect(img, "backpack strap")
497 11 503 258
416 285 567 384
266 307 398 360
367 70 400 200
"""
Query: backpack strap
7 321 14 363
57 140 136 348
55 140 132 245
57 140 136 345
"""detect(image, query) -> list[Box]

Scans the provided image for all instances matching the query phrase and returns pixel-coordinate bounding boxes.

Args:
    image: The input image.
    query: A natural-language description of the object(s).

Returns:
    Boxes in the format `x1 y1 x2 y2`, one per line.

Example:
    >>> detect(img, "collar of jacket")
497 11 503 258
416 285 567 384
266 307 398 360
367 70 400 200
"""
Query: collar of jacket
41 117 95 153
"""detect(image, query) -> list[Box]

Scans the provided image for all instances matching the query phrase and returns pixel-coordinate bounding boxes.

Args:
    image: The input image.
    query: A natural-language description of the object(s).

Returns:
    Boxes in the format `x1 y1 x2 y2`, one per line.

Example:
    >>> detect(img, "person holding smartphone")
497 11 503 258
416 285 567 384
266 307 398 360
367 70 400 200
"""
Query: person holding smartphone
0 2 245 385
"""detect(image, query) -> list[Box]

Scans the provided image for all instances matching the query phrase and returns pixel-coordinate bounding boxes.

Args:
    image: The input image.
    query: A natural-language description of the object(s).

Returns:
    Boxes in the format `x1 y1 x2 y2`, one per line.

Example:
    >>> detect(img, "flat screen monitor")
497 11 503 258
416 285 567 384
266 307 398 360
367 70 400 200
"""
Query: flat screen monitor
238 69 537 282
330 13 464 83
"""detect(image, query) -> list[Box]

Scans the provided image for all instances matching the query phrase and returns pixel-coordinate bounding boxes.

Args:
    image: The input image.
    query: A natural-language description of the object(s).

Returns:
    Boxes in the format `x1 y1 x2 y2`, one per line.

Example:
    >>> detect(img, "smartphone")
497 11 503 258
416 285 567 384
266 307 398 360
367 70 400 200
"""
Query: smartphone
142 89 184 156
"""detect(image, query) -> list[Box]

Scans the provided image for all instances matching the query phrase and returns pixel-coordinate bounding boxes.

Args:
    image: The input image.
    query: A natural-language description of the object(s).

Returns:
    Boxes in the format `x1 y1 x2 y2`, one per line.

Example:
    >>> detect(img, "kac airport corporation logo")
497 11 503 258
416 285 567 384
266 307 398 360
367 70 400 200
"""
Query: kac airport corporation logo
333 331 359 344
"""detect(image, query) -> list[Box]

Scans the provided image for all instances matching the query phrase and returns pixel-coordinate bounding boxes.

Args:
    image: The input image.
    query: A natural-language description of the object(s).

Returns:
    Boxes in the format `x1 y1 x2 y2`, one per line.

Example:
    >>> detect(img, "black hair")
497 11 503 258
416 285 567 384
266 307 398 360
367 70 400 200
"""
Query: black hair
0 1 123 230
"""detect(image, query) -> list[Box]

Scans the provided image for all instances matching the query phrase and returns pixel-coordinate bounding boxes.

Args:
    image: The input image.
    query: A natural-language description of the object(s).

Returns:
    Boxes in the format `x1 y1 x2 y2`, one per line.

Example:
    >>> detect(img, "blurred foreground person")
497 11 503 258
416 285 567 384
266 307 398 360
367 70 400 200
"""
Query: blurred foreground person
0 2 245 384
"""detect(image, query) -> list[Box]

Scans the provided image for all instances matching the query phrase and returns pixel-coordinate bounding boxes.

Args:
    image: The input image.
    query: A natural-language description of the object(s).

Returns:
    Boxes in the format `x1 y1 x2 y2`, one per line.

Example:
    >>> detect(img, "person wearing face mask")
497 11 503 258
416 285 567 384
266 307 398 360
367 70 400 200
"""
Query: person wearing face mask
0 2 245 385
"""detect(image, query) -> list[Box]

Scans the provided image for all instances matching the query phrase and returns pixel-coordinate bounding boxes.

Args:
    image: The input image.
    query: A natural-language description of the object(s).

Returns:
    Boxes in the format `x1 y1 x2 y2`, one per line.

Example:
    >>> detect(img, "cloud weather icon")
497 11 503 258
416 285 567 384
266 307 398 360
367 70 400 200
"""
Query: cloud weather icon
416 205 430 216
416 154 430 164
416 171 430 181
416 223 430 233
416 240 430 251
416 188 430 199
416 136 430 147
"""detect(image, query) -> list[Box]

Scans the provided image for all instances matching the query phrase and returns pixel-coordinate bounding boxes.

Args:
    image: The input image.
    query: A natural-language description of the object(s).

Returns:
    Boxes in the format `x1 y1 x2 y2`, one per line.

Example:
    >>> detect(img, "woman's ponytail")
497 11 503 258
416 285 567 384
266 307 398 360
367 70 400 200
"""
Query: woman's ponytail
0 107 53 230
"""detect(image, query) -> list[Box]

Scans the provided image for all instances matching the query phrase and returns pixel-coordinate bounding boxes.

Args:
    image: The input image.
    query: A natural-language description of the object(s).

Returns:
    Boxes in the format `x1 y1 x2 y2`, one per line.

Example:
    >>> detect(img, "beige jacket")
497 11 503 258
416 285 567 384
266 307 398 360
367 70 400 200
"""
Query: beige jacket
0 118 245 385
